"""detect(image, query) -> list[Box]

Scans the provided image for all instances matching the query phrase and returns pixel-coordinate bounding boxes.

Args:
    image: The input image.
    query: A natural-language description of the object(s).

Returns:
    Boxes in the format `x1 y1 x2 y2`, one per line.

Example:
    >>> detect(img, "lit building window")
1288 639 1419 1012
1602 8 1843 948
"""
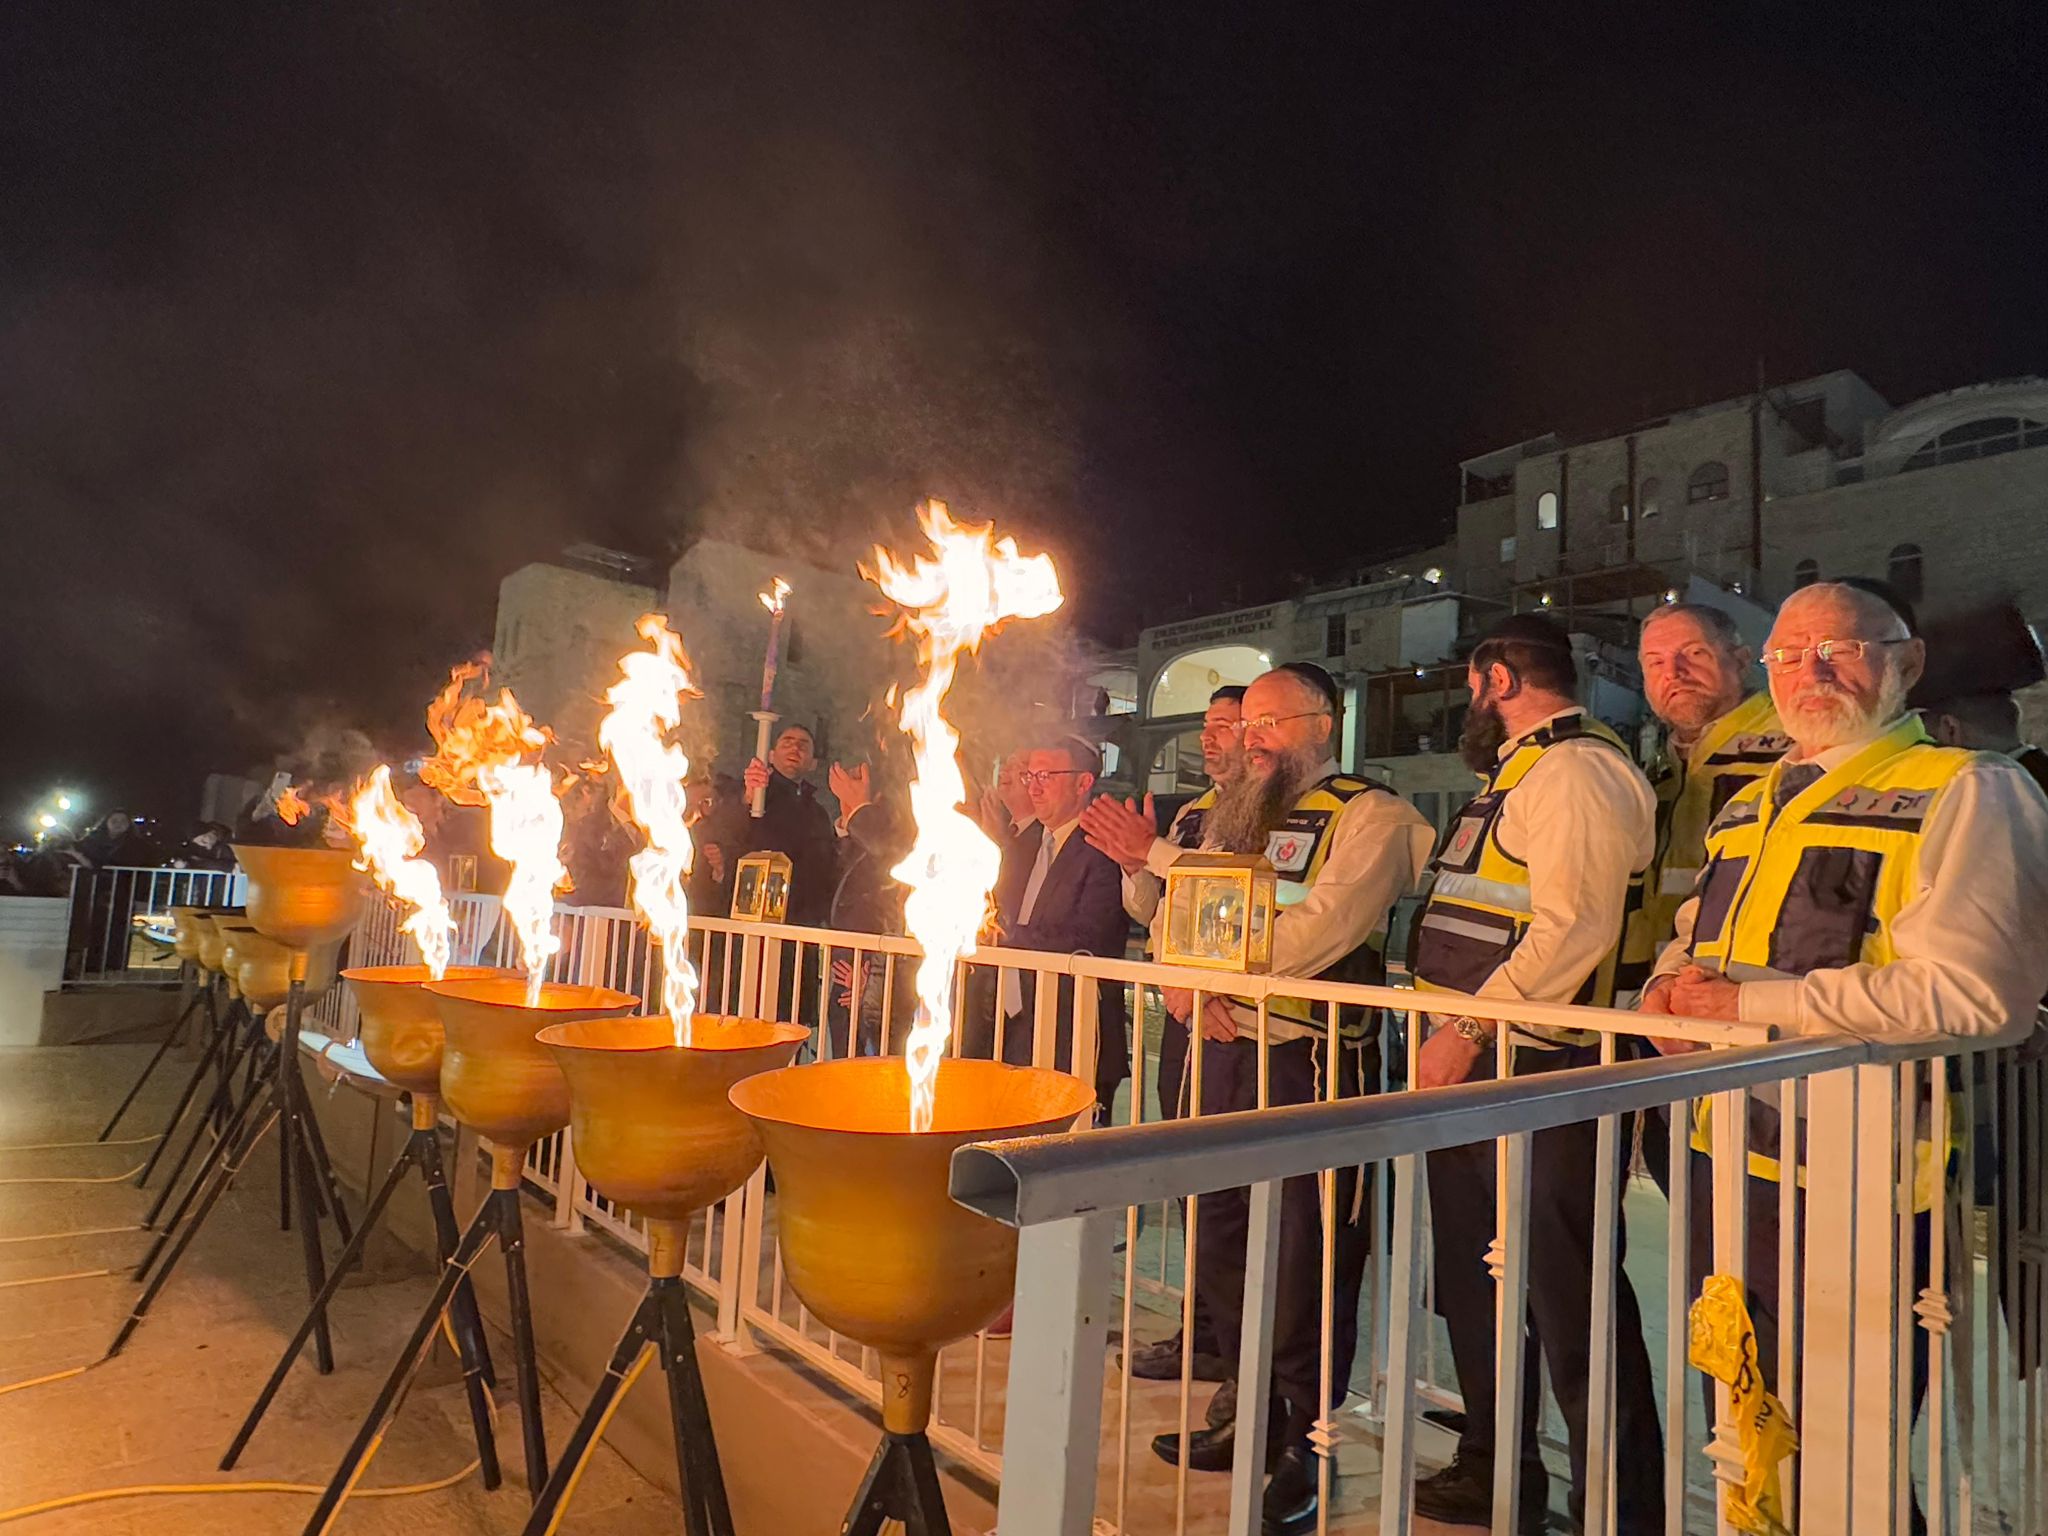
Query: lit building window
1639 476 1662 518
1500 535 1517 563
1606 484 1630 523
1688 461 1730 503
1793 558 1819 589
1536 490 1559 529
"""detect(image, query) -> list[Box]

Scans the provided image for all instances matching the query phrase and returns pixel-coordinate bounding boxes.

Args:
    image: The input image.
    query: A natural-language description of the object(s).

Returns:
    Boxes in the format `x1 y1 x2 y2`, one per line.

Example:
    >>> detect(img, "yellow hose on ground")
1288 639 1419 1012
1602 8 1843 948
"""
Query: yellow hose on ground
0 1164 147 1186
0 1316 498 1524
0 1134 161 1154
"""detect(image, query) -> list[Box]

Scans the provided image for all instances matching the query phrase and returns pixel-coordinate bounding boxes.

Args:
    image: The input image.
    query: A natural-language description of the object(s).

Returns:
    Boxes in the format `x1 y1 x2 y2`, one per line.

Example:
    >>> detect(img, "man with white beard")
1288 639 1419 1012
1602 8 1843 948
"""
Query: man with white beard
1647 582 2048 1531
1135 662 1431 1536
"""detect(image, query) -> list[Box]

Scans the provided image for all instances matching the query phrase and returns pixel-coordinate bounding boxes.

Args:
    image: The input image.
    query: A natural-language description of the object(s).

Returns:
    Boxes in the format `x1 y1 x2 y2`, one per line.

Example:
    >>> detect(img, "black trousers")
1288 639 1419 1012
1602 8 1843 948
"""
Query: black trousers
1193 1030 1375 1428
1156 1015 1223 1359
1428 1043 1665 1529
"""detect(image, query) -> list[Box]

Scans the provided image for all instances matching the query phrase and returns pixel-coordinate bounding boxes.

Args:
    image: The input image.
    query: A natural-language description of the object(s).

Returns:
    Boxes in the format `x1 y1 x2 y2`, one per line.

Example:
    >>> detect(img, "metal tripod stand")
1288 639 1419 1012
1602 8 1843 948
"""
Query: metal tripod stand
301 1144 550 1536
219 1098 500 1487
518 1270 730 1536
107 970 354 1366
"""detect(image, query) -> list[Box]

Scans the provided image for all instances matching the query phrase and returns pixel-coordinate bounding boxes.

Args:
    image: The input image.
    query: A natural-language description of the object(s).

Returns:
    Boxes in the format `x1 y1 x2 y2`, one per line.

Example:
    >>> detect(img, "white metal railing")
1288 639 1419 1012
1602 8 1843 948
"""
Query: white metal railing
967 980 2048 1536
269 886 2048 1531
60 865 247 983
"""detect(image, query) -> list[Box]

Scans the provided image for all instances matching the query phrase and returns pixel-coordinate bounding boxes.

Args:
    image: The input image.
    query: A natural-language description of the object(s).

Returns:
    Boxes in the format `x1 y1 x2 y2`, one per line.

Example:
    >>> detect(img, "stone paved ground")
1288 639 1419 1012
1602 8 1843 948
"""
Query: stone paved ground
0 1042 684 1535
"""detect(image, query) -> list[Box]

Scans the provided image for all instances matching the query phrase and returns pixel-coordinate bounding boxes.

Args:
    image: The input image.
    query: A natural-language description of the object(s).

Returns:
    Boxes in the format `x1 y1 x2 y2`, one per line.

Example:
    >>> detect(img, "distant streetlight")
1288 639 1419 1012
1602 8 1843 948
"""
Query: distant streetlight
37 813 56 830
56 795 73 811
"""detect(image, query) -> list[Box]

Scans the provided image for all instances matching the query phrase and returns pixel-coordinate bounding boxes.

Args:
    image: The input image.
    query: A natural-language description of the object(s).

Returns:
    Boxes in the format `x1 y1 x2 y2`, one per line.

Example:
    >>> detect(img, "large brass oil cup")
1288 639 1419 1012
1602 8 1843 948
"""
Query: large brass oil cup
228 929 344 1013
195 913 244 974
344 966 518 1107
729 1057 1095 1434
232 845 368 950
536 1016 809 1277
424 979 637 1184
168 906 219 962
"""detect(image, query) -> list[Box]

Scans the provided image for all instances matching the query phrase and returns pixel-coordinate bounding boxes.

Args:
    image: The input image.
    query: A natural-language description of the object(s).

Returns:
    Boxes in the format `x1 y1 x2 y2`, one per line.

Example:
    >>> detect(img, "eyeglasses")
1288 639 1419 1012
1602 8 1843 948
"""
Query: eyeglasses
1199 719 1246 738
1759 637 1909 671
1241 710 1331 734
1018 769 1081 787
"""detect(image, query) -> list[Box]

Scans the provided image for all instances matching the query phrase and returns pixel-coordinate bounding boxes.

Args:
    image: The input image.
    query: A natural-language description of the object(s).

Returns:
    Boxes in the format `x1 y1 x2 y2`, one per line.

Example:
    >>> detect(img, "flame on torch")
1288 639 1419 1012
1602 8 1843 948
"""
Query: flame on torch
276 783 310 826
862 500 1063 1132
597 614 700 1047
759 576 790 617
341 765 456 979
418 661 568 1005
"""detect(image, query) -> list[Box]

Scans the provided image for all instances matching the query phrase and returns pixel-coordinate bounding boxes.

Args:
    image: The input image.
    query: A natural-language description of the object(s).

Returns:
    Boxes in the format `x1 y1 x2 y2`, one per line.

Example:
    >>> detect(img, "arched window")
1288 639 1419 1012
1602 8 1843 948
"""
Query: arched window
1887 544 1924 603
1536 490 1559 530
1606 484 1630 523
1688 461 1730 503
1903 416 2047 472
1639 476 1662 518
1792 559 1819 589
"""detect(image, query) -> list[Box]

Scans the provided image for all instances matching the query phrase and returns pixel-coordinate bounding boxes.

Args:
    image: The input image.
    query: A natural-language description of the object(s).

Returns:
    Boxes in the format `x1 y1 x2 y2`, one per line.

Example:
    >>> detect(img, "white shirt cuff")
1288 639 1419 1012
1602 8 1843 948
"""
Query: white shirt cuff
1737 979 1802 1030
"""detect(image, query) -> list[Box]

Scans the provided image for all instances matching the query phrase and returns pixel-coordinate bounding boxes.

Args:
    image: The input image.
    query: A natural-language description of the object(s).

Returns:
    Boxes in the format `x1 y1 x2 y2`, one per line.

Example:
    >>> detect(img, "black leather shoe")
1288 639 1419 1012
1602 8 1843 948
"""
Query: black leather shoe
1126 1332 1231 1381
1411 1453 1549 1533
1261 1445 1319 1534
1149 1406 1283 1474
1204 1376 1237 1429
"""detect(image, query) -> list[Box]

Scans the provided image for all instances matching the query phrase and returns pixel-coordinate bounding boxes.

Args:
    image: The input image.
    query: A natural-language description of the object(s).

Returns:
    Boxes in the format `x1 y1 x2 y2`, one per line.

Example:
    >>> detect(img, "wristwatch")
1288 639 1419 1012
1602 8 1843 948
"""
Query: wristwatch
1449 1016 1496 1047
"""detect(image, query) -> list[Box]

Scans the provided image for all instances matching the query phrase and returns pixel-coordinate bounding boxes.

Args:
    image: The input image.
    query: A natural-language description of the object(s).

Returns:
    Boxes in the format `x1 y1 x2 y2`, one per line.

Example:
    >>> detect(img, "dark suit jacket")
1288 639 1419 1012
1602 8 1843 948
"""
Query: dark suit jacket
1003 824 1133 1104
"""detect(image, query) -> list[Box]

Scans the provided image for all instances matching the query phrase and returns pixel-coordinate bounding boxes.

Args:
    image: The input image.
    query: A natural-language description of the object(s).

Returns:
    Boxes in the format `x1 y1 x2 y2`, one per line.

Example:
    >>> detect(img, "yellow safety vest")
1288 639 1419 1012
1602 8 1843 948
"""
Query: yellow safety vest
1408 713 1642 1045
1619 692 1789 985
1230 773 1394 1038
1686 716 1975 1206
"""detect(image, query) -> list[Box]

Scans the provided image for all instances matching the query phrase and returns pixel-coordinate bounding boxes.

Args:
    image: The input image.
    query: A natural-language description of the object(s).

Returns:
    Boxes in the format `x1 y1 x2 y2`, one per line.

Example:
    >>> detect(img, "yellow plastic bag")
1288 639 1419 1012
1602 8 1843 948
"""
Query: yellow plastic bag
1689 1273 1799 1535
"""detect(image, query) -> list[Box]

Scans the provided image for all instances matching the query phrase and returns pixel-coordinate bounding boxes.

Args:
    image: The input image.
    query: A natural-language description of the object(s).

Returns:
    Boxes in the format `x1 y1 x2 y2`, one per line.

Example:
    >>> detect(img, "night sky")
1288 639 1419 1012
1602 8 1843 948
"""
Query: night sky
5 3 2046 828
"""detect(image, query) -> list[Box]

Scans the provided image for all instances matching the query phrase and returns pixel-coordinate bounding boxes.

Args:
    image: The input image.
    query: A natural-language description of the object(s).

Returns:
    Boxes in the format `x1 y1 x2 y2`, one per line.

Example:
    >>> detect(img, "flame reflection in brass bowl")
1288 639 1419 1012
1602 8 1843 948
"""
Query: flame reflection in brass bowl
729 1056 1094 1433
343 965 518 1099
425 978 637 1161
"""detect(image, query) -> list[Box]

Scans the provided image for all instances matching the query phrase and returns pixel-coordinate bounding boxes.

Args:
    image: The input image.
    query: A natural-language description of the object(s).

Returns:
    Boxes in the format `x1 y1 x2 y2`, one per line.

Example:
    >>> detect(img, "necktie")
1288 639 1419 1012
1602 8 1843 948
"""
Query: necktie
1005 830 1056 1018
1019 828 1055 924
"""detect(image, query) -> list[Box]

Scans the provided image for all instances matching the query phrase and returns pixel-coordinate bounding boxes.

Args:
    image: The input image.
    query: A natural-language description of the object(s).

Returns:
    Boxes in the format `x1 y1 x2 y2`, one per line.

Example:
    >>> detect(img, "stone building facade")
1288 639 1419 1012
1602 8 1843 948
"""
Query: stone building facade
492 546 661 760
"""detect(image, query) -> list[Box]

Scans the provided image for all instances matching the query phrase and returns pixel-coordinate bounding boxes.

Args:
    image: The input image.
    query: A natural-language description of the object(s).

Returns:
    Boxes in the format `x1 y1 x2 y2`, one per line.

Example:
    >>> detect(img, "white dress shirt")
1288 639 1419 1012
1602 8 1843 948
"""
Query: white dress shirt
1652 720 2048 1041
1473 709 1658 1007
1122 799 1203 927
1146 758 1435 1039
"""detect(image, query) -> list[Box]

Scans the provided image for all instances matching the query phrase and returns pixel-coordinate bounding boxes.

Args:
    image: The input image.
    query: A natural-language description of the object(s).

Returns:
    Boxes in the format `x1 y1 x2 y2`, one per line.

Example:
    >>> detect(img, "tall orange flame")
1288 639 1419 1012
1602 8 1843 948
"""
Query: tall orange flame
863 500 1063 1131
419 660 566 1003
342 765 455 978
276 783 310 826
597 615 700 1047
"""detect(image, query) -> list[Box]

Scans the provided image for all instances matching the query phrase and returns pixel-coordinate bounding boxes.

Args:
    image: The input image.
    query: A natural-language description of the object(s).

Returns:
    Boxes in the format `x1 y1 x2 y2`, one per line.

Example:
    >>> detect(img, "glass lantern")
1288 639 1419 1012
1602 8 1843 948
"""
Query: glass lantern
730 851 793 924
1161 853 1276 973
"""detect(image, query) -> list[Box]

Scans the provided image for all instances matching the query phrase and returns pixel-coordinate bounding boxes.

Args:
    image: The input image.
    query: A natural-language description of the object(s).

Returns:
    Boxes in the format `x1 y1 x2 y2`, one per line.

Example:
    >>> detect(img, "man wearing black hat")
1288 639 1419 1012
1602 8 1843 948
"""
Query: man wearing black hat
1142 661 1433 1536
1406 612 1663 1532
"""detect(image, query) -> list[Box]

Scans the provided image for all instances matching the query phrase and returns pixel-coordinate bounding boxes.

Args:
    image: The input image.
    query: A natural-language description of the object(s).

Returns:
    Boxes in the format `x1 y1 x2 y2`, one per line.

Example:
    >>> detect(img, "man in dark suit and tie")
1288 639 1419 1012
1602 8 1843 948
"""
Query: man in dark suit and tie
999 736 1133 1111
987 752 1042 931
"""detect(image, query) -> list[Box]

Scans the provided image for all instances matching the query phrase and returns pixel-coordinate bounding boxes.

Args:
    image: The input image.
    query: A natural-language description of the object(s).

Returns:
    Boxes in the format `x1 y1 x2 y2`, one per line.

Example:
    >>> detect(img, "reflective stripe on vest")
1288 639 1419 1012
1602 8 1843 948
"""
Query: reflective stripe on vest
1408 713 1641 1044
1622 692 1790 974
1229 773 1394 1037
1686 716 1976 1207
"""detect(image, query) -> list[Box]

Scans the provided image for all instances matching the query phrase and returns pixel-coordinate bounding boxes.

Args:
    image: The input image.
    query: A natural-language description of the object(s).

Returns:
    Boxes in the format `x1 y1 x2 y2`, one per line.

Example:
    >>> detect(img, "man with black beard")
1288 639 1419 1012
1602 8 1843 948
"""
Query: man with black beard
1139 663 1431 1536
1406 612 1662 1533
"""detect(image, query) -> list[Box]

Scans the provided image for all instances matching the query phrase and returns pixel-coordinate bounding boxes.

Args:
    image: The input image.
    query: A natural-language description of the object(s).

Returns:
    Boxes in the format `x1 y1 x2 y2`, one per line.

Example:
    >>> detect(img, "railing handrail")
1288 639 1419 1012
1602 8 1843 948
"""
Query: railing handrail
952 1035 1890 1227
